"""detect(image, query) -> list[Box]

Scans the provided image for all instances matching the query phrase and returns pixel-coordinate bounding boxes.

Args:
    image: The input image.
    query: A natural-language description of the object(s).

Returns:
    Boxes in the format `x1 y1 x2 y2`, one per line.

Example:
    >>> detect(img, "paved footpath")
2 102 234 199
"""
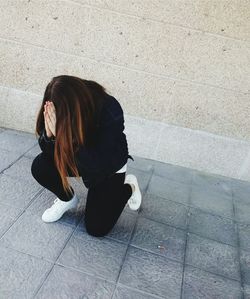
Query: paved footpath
0 127 249 298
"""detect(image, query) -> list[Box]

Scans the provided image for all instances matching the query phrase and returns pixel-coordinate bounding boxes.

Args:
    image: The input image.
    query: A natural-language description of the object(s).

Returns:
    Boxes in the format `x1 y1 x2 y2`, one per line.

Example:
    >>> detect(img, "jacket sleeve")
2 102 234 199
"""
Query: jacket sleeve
38 128 55 157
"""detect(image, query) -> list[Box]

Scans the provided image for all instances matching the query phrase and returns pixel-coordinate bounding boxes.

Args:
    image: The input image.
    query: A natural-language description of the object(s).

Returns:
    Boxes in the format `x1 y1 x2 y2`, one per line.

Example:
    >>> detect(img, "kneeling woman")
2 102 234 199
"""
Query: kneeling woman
31 75 141 237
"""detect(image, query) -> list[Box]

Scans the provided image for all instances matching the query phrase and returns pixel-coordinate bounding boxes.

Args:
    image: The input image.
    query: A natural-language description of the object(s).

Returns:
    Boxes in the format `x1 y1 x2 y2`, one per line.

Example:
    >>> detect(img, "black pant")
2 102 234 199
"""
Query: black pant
31 152 133 237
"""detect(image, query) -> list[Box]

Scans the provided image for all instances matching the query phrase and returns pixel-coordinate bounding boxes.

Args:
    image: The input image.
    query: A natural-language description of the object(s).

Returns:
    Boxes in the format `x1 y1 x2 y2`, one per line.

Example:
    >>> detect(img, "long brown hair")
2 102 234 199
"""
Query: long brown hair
35 75 107 196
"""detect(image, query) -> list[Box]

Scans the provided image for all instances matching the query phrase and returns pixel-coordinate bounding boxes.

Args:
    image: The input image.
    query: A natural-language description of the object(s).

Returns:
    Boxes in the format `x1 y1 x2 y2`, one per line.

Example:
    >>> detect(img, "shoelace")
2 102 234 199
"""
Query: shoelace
51 198 64 211
54 198 60 204
53 196 76 205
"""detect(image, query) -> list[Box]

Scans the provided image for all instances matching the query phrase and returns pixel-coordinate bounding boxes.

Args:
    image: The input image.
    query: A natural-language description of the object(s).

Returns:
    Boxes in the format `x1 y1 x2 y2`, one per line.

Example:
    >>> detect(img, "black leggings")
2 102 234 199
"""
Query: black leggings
31 152 133 237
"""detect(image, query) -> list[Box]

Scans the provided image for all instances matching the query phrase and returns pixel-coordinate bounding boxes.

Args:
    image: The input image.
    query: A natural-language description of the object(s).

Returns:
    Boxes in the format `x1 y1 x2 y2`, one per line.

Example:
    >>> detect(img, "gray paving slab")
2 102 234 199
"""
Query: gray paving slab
188 207 237 246
232 178 250 205
104 211 137 243
244 284 250 299
190 185 234 218
0 211 75 262
185 233 240 281
0 202 24 238
0 129 37 154
0 148 22 173
127 155 155 173
240 249 250 286
113 285 163 299
0 127 250 298
238 223 250 252
118 246 183 298
0 173 43 210
140 192 189 230
3 155 35 182
24 143 42 159
76 210 137 243
35 264 115 299
153 160 194 184
192 171 232 196
234 199 250 224
147 174 191 205
67 176 89 198
182 264 242 299
0 244 53 299
130 216 186 262
57 232 128 282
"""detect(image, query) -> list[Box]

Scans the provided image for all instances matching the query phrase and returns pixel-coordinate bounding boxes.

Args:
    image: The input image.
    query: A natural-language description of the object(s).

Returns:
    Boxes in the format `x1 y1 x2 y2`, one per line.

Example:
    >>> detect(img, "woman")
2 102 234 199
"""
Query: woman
31 75 142 237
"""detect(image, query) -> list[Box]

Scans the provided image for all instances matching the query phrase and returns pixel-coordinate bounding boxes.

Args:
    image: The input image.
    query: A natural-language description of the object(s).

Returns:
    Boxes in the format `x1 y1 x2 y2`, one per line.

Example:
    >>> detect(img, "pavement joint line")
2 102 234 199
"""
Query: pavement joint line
0 243 53 264
187 175 193 206
148 173 234 193
183 260 242 283
54 260 116 285
132 213 241 250
232 188 245 297
0 142 38 175
180 205 192 299
0 243 56 267
0 235 242 295
128 242 184 265
72 228 130 247
0 188 44 242
0 209 26 242
54 261 109 281
32 215 84 298
114 165 154 292
144 204 187 230
116 240 242 289
144 190 237 224
113 215 138 289
0 245 54 298
114 282 165 299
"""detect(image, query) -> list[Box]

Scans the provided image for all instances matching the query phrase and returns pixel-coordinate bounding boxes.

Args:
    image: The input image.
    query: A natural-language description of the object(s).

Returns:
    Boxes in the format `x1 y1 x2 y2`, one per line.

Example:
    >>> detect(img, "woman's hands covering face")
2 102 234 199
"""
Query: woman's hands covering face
43 101 57 137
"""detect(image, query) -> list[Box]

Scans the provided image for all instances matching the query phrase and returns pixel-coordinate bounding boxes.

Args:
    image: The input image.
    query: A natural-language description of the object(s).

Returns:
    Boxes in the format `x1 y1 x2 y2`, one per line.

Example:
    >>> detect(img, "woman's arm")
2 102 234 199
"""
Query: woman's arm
38 127 55 156
38 101 56 156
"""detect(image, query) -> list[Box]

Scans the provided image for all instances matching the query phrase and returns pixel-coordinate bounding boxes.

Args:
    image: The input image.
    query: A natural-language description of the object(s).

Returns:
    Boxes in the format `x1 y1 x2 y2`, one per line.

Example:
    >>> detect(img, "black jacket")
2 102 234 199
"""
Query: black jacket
38 94 134 189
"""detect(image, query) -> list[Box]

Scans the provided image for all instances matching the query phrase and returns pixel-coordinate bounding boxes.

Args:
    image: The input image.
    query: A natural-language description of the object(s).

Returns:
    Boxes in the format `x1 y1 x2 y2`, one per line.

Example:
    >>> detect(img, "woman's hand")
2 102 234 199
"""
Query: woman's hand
43 101 57 137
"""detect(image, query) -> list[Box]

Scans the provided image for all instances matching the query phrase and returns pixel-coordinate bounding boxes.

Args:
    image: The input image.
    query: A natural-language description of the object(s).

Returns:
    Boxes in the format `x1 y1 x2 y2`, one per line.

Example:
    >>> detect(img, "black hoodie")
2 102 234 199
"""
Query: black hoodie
38 94 134 188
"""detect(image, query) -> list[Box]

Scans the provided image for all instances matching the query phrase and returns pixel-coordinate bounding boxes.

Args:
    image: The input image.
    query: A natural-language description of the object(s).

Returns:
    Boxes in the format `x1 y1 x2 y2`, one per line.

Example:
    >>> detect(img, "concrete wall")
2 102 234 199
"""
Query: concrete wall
0 0 250 181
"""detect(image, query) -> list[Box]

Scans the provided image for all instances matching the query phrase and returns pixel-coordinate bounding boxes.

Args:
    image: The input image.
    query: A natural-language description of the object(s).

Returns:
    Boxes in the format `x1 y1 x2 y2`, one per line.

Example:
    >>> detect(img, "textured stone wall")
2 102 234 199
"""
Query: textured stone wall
0 1 250 180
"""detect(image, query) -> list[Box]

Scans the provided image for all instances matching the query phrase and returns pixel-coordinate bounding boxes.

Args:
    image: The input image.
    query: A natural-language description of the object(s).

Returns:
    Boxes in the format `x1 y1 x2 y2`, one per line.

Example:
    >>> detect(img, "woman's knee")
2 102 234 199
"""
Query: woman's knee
31 153 51 181
84 217 110 237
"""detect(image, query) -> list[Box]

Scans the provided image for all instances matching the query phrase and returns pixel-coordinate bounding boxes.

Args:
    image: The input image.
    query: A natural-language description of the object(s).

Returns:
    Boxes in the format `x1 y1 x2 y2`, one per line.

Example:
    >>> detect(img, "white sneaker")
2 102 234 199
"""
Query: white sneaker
42 193 79 223
124 174 142 211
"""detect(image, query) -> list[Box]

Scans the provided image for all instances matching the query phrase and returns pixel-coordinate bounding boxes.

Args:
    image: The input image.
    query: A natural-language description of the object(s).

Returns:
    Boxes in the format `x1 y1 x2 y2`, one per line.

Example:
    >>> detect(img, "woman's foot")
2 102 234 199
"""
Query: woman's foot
124 174 142 211
42 193 79 222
